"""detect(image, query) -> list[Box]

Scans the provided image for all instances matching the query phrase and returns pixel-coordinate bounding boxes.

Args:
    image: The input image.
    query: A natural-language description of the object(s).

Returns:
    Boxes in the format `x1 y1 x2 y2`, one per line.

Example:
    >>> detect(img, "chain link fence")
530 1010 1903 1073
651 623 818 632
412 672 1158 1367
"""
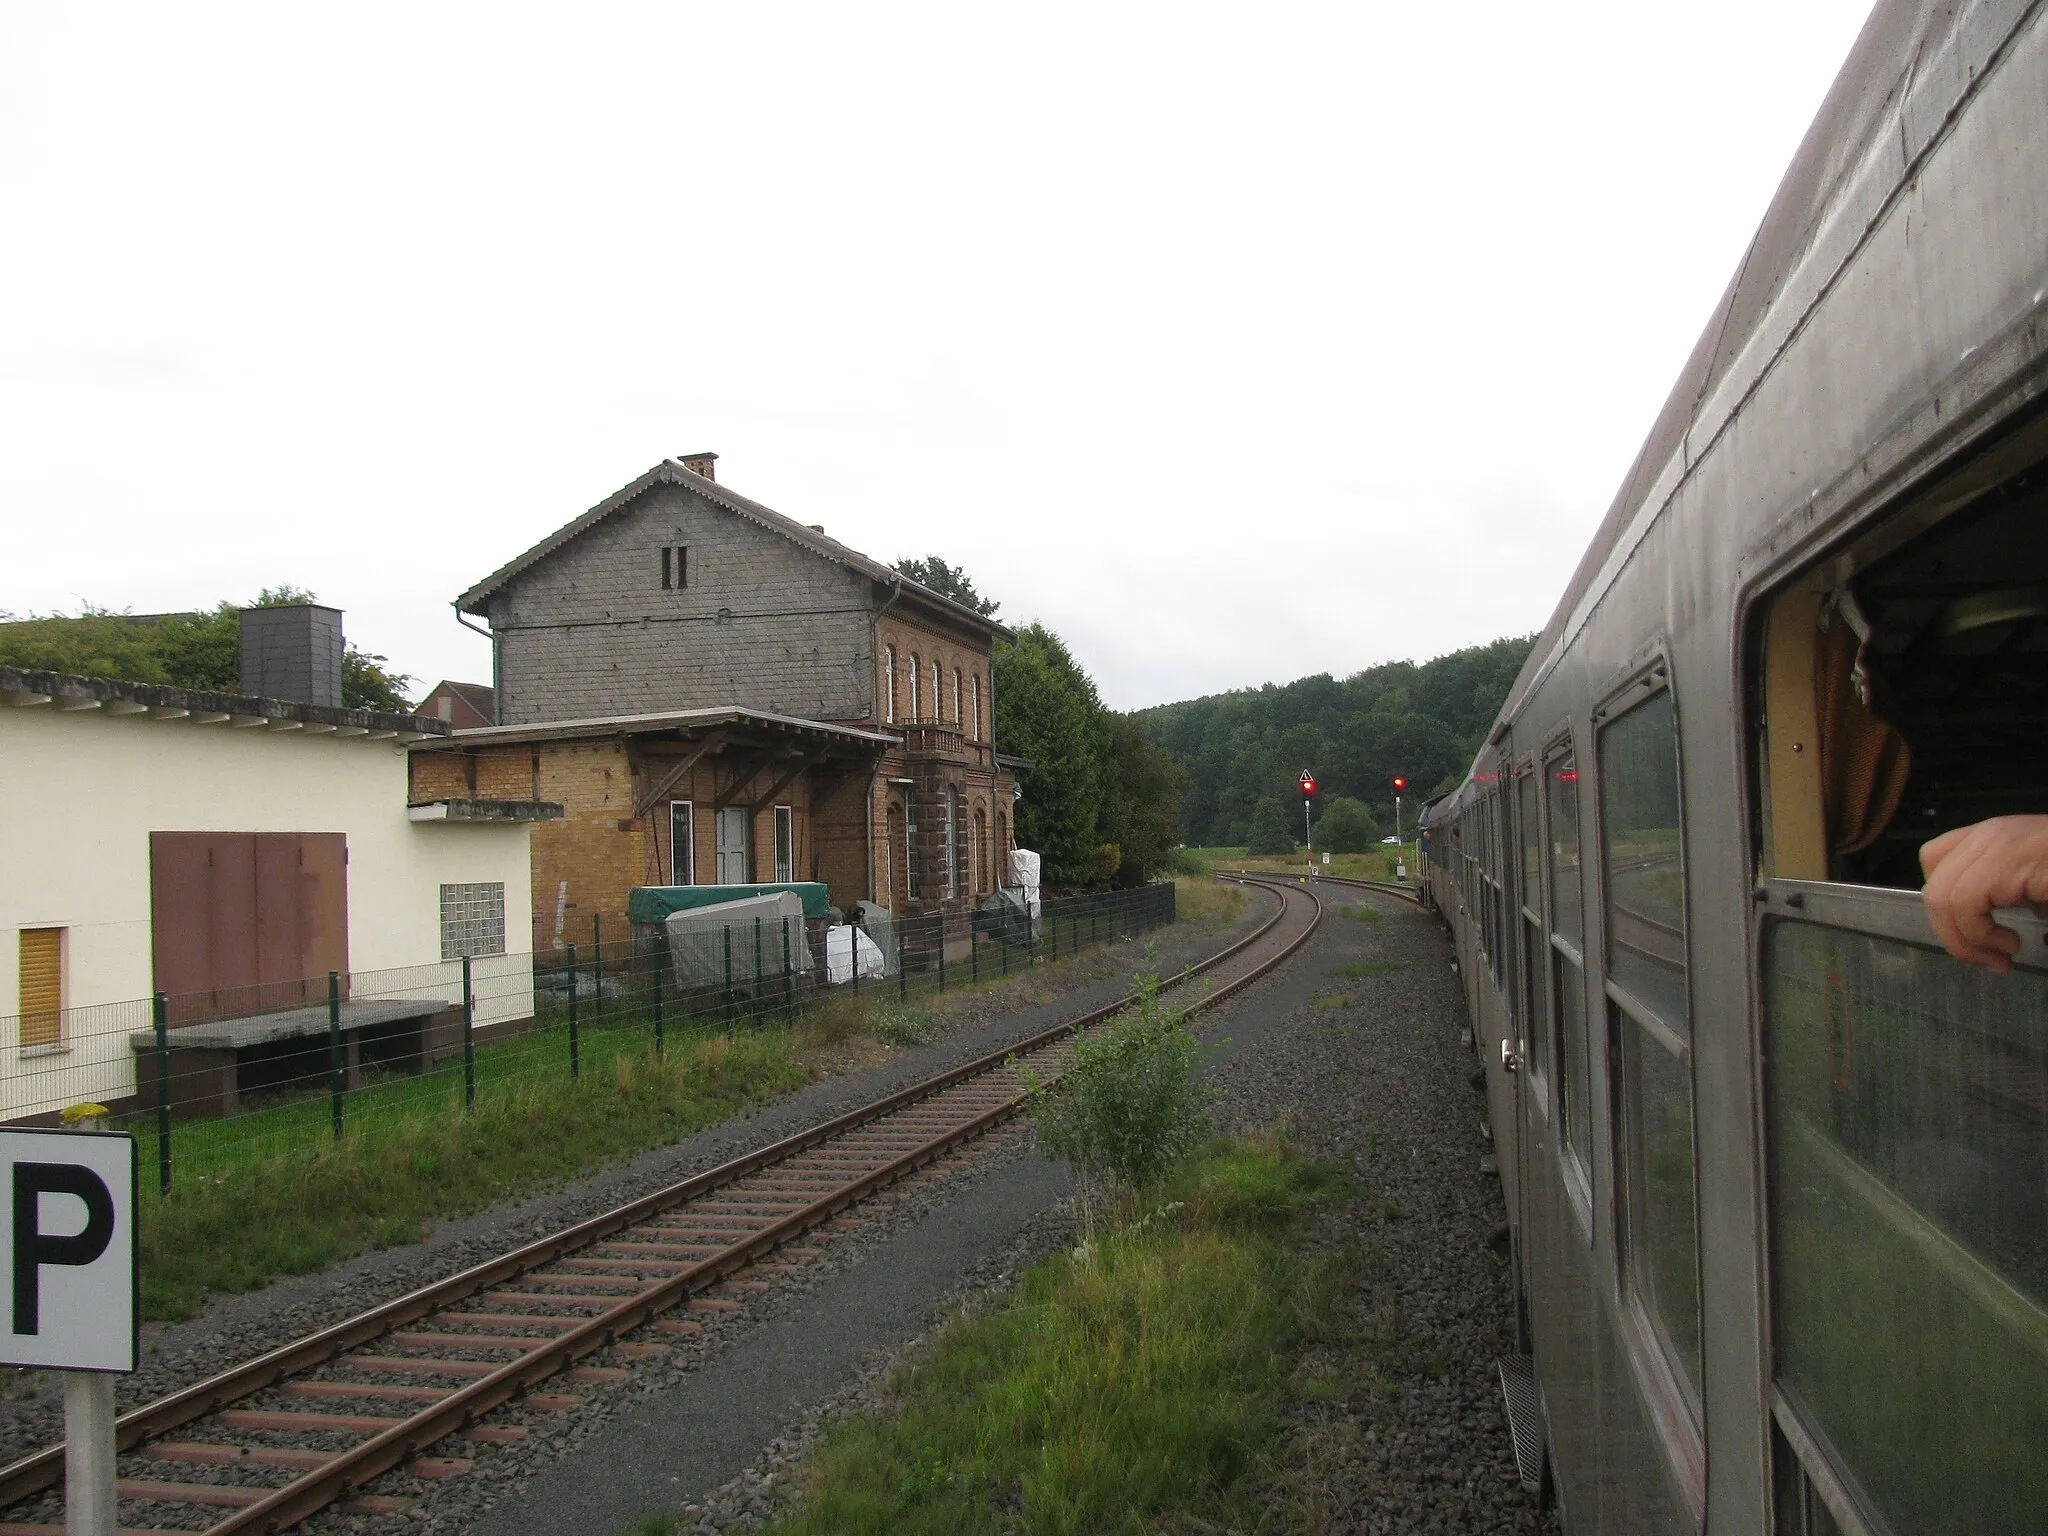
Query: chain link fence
4 884 1175 1191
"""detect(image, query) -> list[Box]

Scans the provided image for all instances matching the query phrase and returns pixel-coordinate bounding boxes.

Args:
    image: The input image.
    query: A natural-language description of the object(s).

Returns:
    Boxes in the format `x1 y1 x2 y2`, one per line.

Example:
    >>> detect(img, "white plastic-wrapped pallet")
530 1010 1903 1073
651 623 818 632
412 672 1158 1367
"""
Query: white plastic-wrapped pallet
1007 847 1042 917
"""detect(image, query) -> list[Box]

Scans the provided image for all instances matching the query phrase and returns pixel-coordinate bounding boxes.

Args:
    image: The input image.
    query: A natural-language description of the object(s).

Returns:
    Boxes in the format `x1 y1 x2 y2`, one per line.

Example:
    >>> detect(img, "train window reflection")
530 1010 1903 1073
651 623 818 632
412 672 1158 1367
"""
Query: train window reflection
1519 769 1542 917
1766 921 2048 1535
1601 691 1688 1027
1556 951 1590 1175
1617 1001 1703 1403
1547 753 1582 948
1599 684 1703 1430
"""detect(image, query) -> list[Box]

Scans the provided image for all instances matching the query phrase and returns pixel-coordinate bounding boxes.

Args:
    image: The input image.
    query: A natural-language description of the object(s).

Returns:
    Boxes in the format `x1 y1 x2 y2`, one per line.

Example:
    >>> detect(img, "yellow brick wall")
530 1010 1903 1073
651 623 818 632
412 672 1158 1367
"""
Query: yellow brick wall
408 751 470 801
476 750 533 800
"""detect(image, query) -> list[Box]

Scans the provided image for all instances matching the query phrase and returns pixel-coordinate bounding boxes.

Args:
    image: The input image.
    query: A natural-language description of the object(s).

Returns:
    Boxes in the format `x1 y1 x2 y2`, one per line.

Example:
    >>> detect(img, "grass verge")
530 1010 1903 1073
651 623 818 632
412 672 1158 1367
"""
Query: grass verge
748 1134 1349 1536
137 904 1214 1324
140 1031 807 1321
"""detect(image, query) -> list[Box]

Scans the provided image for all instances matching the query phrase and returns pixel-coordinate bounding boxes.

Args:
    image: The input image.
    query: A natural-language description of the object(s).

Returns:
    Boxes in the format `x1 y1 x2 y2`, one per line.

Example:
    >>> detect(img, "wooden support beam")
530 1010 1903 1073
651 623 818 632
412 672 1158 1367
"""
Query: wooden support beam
633 735 724 820
750 754 818 814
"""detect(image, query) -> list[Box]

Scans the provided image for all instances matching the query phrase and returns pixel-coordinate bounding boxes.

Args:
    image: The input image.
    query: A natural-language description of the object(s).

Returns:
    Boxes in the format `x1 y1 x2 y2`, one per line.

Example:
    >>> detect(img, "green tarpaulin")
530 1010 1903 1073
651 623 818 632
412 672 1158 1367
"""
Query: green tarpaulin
629 883 831 923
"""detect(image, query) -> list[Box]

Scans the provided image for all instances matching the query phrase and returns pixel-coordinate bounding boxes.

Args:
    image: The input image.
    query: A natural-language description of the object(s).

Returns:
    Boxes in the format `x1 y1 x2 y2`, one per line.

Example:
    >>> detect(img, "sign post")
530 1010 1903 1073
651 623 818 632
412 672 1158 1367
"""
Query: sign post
1298 771 1316 875
1392 776 1408 882
0 1127 138 1536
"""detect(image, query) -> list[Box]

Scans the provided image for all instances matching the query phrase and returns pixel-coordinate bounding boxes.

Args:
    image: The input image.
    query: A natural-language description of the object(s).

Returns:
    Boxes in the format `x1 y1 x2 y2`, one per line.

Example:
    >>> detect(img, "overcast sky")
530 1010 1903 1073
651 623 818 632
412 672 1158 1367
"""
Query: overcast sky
3 2 1877 712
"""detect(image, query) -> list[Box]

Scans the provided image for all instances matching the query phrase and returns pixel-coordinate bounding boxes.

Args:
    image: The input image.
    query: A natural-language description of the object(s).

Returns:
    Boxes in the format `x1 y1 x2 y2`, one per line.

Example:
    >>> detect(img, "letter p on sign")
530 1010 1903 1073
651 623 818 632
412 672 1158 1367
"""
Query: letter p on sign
0 1130 136 1372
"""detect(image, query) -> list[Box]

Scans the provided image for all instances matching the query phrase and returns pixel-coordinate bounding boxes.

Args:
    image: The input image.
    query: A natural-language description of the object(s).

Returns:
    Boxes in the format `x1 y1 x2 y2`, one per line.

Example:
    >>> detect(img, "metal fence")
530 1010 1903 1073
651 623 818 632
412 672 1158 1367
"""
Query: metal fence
3 884 1175 1191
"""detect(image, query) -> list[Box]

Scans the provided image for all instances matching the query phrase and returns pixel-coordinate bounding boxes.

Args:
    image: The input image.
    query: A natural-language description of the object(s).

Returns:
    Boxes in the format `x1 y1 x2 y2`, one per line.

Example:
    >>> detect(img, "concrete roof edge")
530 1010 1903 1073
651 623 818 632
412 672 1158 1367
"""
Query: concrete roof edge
0 664 447 736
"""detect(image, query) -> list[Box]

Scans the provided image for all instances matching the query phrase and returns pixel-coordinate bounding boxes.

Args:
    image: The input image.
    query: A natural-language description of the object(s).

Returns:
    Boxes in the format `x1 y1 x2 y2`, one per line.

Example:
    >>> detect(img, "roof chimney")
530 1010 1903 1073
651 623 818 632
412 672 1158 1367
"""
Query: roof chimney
239 604 345 707
677 451 718 482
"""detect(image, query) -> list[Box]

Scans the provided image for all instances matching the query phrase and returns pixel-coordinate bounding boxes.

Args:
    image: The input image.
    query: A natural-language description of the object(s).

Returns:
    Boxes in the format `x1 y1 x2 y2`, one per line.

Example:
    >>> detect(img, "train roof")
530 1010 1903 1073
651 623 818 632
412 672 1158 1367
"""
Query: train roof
1489 0 1992 748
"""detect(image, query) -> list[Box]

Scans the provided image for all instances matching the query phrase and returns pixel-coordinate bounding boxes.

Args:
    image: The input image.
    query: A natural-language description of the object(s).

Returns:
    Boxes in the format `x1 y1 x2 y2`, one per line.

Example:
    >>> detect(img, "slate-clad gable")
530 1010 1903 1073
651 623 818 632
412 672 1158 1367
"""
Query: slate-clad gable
487 482 875 726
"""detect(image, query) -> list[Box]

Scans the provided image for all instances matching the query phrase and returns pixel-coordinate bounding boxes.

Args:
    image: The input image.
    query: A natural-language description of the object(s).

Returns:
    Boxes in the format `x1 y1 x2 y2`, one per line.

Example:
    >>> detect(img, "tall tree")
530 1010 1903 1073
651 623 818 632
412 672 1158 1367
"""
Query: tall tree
892 555 1000 617
993 624 1104 882
1137 635 1534 843
1097 715 1189 887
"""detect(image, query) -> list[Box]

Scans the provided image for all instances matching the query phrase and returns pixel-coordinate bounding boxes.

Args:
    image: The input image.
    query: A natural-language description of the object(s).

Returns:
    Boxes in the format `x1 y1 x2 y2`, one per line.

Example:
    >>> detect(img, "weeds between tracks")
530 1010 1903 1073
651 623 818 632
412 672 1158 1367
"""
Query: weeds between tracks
753 1135 1350 1536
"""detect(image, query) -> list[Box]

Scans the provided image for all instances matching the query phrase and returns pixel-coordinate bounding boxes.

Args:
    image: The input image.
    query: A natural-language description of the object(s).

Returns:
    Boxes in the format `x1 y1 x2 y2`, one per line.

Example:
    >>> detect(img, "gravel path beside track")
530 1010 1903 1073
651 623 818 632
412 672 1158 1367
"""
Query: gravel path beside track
0 903 1258 1470
448 883 1554 1535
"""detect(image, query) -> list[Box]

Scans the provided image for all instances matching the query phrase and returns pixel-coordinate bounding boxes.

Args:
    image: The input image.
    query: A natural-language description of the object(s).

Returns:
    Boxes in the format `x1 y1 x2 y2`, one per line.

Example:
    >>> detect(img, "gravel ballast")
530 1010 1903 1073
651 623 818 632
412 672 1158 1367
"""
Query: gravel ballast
363 884 1554 1535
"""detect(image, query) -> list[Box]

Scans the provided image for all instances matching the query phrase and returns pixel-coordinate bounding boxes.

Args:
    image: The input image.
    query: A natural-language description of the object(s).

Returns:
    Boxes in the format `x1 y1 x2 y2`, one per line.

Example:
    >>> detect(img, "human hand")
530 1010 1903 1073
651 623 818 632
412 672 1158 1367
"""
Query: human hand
1919 815 2048 973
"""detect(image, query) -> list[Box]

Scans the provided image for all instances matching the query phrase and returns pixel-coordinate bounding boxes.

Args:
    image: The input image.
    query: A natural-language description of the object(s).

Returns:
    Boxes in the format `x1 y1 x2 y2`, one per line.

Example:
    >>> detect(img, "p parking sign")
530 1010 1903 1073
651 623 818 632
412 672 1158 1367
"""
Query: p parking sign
0 1130 136 1373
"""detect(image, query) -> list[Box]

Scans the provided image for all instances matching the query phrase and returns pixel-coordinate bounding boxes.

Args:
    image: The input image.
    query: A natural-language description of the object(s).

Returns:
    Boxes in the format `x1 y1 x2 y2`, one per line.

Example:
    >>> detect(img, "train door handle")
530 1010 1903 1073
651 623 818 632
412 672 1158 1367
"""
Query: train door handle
1501 1039 1521 1073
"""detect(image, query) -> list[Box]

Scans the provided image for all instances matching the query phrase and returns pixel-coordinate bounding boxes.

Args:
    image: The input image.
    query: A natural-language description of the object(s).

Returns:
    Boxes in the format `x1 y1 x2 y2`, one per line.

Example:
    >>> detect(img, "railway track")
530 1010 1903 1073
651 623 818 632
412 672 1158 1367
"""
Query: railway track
1 878 1321 1536
1226 867 1422 908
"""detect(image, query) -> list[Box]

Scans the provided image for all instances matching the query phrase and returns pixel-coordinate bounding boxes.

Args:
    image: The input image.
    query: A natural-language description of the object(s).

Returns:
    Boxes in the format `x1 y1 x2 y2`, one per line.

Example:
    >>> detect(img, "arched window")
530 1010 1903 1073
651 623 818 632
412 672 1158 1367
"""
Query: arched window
952 668 962 727
931 661 942 724
969 676 980 741
973 807 988 894
997 810 1009 881
882 645 896 726
908 655 920 723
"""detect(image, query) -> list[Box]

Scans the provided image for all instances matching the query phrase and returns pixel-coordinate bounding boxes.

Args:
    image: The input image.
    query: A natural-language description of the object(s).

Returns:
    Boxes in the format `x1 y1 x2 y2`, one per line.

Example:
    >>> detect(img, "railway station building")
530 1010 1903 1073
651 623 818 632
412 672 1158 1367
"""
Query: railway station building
428 454 1025 956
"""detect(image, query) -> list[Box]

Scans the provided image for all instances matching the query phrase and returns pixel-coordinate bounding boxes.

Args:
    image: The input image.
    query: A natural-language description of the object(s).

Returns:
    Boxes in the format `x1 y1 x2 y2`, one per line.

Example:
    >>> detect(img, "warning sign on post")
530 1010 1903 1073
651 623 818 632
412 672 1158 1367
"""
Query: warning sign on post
0 1130 136 1373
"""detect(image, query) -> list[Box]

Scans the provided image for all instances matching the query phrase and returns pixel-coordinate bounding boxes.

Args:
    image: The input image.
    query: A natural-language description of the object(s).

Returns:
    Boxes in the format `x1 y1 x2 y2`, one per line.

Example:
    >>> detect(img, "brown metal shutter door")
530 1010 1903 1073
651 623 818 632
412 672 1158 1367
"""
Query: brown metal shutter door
253 834 305 1011
18 929 62 1048
296 834 350 996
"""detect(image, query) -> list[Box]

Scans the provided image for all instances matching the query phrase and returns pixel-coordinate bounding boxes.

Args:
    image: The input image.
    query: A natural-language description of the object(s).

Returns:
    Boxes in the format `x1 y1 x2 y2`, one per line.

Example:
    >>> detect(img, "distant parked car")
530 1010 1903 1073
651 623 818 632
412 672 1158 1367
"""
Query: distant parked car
1379 836 1400 844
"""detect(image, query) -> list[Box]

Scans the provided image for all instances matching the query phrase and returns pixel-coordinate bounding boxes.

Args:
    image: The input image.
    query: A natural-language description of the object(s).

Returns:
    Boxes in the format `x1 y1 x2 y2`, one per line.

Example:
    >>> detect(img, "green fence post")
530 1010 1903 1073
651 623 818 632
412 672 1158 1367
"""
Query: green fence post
971 928 979 986
1000 926 1009 976
852 924 862 997
898 923 907 1002
567 943 581 1081
653 945 666 1058
593 914 603 1019
462 956 476 1109
938 919 947 992
723 926 735 1035
152 993 172 1195
327 971 344 1143
753 917 763 1027
781 920 793 1019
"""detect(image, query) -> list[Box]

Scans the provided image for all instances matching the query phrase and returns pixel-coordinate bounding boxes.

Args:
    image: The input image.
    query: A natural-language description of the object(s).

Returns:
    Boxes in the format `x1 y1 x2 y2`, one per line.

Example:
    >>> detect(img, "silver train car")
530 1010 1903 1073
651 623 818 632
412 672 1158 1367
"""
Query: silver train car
1418 3 2048 1531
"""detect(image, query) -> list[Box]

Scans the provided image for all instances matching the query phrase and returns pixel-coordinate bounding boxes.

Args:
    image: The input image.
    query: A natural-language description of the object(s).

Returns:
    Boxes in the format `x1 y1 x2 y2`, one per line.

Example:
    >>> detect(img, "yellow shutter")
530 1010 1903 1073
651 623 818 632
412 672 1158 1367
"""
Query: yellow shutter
19 929 63 1048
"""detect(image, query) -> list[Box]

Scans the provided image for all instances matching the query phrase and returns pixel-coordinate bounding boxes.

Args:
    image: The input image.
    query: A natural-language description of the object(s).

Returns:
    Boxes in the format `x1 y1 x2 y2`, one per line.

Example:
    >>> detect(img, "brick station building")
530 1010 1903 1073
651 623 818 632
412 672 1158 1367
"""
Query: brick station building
414 454 1024 955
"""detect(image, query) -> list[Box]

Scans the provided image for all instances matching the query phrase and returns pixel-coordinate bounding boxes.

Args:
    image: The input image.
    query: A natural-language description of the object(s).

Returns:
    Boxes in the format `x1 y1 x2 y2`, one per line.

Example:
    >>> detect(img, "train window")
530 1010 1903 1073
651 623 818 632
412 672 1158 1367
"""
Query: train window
1517 766 1550 1103
1547 751 1592 1184
1759 449 2048 888
1598 685 1704 1423
1764 908 2048 1535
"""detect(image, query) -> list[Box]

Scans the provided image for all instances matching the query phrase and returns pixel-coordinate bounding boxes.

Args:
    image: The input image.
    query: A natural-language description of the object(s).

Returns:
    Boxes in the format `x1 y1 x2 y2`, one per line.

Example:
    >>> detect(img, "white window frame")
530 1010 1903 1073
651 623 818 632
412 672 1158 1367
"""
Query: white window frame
909 655 920 723
882 646 896 726
670 799 695 885
969 675 980 740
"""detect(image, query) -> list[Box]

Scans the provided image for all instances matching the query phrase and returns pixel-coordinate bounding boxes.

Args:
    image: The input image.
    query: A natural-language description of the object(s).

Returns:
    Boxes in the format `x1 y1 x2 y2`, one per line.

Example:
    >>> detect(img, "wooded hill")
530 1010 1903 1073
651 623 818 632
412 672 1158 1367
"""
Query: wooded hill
1136 635 1534 847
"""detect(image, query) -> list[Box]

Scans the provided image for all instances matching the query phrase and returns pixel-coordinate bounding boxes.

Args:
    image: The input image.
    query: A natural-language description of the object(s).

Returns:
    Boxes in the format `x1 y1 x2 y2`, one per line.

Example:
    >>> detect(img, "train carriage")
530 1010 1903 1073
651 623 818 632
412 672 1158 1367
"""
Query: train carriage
1429 3 2048 1531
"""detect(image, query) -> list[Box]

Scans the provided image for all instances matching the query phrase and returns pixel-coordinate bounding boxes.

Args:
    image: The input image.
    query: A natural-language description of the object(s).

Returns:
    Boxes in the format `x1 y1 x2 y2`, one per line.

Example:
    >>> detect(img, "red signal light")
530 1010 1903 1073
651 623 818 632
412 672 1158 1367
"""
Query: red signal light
1392 776 1407 791
1300 774 1316 797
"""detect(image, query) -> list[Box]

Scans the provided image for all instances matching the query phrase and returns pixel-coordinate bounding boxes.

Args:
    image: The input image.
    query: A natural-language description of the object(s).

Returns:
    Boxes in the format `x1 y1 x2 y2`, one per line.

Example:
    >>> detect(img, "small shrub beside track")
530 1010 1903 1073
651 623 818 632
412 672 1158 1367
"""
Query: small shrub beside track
758 1135 1349 1536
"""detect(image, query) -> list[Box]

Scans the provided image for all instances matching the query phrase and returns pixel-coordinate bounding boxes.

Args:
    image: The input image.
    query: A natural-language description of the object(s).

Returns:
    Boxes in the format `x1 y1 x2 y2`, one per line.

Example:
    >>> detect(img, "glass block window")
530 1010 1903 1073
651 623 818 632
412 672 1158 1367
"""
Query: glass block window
440 882 506 960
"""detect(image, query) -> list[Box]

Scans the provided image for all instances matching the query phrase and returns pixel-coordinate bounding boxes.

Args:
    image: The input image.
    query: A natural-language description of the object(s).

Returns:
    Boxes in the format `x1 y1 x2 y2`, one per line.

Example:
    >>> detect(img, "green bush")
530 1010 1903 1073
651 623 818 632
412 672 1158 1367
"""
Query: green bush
1021 972 1211 1222
1312 795 1380 852
1244 796 1297 856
